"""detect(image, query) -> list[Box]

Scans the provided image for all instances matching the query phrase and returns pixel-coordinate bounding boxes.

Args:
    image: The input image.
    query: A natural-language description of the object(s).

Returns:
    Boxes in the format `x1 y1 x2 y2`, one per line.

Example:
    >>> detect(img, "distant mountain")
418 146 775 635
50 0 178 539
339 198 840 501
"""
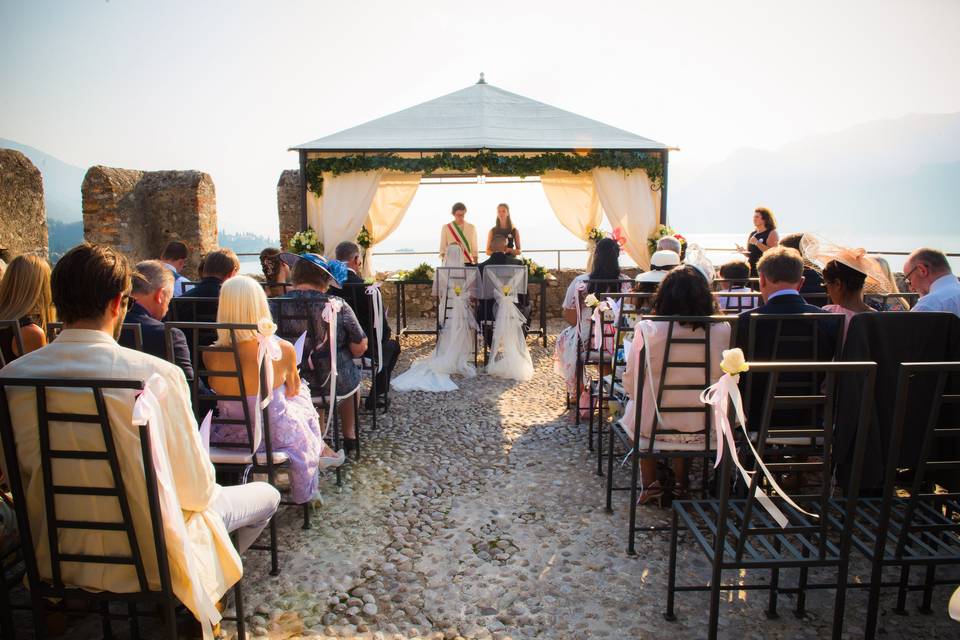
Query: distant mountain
0 138 85 222
218 229 279 254
669 113 960 237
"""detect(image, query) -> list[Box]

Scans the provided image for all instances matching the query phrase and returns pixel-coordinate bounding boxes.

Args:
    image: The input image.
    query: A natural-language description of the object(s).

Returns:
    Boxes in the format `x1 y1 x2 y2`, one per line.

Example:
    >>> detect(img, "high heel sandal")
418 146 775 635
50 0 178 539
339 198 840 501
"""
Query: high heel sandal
637 481 664 506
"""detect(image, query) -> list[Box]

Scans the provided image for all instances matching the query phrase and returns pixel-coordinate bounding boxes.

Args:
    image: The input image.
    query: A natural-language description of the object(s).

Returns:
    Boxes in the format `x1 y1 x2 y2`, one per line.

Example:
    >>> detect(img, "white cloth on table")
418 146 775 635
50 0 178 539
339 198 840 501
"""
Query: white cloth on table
912 274 960 317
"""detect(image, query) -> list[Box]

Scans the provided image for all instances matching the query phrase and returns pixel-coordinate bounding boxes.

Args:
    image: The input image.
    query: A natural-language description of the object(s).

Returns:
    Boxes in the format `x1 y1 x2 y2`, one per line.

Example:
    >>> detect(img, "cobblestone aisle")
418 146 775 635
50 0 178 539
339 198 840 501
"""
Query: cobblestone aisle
235 330 959 640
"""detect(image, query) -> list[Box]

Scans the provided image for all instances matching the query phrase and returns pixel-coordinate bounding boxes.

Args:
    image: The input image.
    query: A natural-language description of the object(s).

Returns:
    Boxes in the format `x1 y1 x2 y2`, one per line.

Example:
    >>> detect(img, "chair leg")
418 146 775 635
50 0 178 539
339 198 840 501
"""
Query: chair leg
162 599 177 640
605 417 616 513
707 552 723 640
795 549 810 618
864 558 884 638
268 515 280 576
919 564 935 614
234 577 247 640
895 565 910 614
627 450 640 556
302 501 311 530
664 508 679 621
830 554 853 640
354 395 362 462
766 538 781 619
29 591 45 640
128 602 140 639
0 578 14 640
100 600 114 639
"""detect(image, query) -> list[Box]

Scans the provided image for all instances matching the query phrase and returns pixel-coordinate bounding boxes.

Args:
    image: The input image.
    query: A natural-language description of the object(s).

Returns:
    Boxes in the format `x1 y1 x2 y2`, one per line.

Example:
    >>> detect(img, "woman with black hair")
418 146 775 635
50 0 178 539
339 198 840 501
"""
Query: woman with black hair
822 259 875 342
555 237 629 419
621 265 730 504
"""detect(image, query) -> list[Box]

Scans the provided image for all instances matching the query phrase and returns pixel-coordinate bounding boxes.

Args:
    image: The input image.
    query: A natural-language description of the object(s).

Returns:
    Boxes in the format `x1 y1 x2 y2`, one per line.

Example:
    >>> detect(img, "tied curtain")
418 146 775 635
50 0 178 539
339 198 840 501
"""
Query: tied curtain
541 168 660 271
305 170 420 277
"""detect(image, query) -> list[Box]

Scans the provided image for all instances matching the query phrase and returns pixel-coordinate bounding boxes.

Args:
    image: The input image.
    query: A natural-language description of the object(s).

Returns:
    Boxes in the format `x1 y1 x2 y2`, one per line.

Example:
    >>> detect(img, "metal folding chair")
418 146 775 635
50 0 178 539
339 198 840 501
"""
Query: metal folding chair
0 321 25 368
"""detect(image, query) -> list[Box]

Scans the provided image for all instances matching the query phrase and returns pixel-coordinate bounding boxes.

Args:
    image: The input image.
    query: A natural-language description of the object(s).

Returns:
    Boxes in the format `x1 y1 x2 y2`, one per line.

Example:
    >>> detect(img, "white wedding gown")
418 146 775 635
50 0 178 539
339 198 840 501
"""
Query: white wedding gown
392 267 478 392
484 266 534 381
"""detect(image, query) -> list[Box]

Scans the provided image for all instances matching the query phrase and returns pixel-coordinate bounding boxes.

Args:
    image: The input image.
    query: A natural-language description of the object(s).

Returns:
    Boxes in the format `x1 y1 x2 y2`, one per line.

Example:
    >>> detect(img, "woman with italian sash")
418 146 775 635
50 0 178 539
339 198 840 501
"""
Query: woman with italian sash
439 202 479 265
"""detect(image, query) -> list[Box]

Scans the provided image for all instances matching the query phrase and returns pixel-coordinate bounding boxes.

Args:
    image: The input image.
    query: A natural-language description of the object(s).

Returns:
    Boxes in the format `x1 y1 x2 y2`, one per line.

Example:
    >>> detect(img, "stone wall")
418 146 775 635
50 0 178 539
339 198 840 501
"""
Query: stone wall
0 148 48 261
82 166 218 277
277 169 302 251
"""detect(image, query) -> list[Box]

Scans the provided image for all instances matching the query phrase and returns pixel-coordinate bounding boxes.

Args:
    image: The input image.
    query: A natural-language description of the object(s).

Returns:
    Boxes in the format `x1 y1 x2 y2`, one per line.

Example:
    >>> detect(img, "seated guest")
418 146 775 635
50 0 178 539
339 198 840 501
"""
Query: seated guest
271 253 367 450
716 259 759 312
634 249 680 311
0 243 280 630
657 235 683 259
779 232 826 300
622 266 729 504
905 247 960 316
333 241 401 410
122 260 193 380
160 240 191 297
865 256 910 311
178 249 240 345
260 247 291 298
0 258 6 280
821 260 876 342
204 276 342 504
0 254 53 363
556 238 629 419
479 234 523 269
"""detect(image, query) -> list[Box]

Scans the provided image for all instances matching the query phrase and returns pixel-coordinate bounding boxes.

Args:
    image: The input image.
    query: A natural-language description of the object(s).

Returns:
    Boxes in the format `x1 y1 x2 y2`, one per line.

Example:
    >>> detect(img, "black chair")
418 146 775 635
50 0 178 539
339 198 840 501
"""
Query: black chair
270 295 360 482
435 266 480 368
46 322 145 352
0 321 25 368
715 291 761 314
0 492 26 640
339 282 384 430
608 315 737 555
850 362 960 637
0 377 246 639
665 361 877 640
164 322 291 575
167 296 220 352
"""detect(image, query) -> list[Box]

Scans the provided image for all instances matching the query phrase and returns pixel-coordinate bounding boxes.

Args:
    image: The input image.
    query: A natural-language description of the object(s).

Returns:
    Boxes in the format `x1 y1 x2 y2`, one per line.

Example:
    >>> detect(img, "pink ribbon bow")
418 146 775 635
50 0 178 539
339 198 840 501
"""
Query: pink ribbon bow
321 298 344 433
365 282 384 373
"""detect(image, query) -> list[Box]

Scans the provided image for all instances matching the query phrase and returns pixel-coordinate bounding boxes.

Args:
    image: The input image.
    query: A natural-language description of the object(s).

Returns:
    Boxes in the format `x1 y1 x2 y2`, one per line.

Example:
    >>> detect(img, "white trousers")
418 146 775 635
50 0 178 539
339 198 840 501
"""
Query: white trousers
211 482 281 552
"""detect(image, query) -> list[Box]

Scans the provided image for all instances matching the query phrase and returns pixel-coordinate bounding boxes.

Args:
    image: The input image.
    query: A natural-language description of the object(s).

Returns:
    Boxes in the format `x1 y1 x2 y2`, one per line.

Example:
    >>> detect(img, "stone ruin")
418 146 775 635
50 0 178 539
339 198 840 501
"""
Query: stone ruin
277 169 302 251
0 148 49 261
82 166 218 277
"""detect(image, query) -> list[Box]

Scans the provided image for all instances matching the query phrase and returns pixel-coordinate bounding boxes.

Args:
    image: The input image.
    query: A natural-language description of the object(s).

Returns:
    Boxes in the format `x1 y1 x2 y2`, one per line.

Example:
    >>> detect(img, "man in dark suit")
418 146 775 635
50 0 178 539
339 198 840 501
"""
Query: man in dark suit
175 248 239 346
334 241 400 410
121 260 194 381
477 235 530 347
736 245 842 428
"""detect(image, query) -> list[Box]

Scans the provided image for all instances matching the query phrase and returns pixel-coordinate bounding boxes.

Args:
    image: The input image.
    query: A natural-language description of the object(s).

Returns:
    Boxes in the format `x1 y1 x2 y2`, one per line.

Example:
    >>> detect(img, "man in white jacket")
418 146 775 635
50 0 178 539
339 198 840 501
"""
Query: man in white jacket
0 243 279 632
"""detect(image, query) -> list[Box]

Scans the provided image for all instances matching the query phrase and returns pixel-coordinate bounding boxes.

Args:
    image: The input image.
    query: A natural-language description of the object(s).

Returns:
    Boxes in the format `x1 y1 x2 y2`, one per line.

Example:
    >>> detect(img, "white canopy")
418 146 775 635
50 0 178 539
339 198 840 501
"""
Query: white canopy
292 76 667 152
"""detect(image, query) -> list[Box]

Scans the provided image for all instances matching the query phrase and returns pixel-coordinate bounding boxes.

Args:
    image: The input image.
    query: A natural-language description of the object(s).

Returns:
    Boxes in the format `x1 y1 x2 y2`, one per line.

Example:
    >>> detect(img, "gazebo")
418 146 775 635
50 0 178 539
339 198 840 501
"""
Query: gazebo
290 75 671 274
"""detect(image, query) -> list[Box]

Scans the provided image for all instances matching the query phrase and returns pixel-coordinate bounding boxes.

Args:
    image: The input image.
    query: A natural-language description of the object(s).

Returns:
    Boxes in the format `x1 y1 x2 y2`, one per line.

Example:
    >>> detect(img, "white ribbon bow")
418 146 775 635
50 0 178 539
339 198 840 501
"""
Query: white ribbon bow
133 374 222 640
366 282 384 373
320 298 344 433
700 371 819 528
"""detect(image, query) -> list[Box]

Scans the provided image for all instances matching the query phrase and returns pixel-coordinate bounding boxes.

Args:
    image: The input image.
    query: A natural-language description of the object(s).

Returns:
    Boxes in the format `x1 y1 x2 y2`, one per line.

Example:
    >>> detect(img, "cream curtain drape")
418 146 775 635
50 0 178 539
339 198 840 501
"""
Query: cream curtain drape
541 170 605 269
317 170 382 260
592 168 661 270
362 172 421 277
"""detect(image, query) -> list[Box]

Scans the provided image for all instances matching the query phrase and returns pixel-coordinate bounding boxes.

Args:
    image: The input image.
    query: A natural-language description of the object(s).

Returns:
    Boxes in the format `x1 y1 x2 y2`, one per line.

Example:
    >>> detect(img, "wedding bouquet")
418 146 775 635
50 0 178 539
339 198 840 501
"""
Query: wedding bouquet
289 227 323 254
356 225 373 248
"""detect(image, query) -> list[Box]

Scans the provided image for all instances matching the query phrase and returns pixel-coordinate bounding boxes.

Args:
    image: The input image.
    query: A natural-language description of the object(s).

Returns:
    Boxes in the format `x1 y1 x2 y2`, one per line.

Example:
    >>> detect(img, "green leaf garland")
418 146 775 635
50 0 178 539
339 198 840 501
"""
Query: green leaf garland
304 150 663 196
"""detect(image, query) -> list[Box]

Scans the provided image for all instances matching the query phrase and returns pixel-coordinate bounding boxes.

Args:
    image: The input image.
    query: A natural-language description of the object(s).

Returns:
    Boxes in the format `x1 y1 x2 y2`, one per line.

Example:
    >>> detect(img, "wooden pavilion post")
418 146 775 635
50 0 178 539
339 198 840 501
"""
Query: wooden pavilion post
298 150 308 232
659 149 669 226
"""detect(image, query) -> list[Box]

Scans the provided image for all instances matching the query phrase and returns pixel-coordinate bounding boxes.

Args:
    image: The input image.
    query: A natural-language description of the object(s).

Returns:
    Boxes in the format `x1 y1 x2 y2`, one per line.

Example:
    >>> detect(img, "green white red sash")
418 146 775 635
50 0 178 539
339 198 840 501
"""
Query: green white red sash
447 222 473 264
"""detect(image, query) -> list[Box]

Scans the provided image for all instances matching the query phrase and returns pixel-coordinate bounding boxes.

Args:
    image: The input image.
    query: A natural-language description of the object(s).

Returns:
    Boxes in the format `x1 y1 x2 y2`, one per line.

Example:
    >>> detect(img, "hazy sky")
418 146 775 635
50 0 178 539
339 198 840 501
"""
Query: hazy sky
3 0 959 241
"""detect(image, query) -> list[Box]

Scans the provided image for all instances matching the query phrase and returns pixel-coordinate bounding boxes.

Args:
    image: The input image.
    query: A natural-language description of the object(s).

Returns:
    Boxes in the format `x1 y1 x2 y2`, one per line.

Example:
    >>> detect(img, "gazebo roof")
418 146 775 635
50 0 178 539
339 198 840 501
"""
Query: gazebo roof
291 76 668 152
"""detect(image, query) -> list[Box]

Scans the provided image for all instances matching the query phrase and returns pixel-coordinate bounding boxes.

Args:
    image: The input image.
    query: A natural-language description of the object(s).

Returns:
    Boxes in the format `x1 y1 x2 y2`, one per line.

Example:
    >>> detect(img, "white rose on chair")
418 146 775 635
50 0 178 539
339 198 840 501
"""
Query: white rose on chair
720 348 749 376
257 318 277 337
454 285 463 296
502 285 511 296
584 293 599 308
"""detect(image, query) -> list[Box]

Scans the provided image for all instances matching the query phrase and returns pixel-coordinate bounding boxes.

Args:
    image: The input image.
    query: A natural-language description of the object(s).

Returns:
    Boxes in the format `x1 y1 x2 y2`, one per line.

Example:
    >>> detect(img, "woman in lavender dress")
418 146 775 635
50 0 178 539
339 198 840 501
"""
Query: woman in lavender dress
204 276 343 504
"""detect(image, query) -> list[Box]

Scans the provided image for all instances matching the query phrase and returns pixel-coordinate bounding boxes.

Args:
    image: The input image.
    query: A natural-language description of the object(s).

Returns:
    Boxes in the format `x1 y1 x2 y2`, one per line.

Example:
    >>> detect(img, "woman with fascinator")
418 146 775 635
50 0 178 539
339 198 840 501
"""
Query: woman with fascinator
801 236 895 342
273 253 368 450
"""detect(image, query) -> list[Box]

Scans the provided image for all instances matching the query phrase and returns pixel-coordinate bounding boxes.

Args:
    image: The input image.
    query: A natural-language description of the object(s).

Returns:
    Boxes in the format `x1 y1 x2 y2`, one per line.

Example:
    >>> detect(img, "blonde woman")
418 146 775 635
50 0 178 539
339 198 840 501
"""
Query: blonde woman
485 203 521 256
0 254 54 363
203 275 342 504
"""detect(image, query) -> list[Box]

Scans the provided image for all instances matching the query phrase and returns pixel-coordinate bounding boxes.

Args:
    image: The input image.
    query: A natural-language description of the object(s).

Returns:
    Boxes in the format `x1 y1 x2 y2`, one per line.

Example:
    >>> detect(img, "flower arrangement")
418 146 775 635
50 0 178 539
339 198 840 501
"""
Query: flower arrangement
356 225 373 249
522 257 548 281
502 285 512 296
720 348 749 376
647 224 686 256
289 227 323 254
587 227 606 243
395 262 435 282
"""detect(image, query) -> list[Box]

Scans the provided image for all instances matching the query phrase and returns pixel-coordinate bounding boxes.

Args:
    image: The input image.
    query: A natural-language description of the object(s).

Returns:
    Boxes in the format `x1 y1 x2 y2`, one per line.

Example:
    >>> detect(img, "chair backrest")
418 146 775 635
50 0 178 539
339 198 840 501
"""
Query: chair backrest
717 361 877 561
877 362 960 558
715 291 761 314
270 295 329 366
436 266 479 326
711 277 759 292
0 377 174 601
629 315 737 451
480 265 527 300
163 322 272 460
46 322 144 352
0 320 25 368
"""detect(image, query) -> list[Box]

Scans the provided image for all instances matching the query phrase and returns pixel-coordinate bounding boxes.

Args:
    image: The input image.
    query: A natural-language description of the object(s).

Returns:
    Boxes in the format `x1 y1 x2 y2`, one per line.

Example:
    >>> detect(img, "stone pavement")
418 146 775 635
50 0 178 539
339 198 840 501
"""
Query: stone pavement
42 327 960 639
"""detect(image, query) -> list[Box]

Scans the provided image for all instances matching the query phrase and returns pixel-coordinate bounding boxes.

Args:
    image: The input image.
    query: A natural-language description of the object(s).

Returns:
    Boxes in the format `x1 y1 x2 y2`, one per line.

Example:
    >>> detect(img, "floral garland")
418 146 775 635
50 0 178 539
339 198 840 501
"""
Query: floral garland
305 150 663 196
647 224 686 256
289 227 323 254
